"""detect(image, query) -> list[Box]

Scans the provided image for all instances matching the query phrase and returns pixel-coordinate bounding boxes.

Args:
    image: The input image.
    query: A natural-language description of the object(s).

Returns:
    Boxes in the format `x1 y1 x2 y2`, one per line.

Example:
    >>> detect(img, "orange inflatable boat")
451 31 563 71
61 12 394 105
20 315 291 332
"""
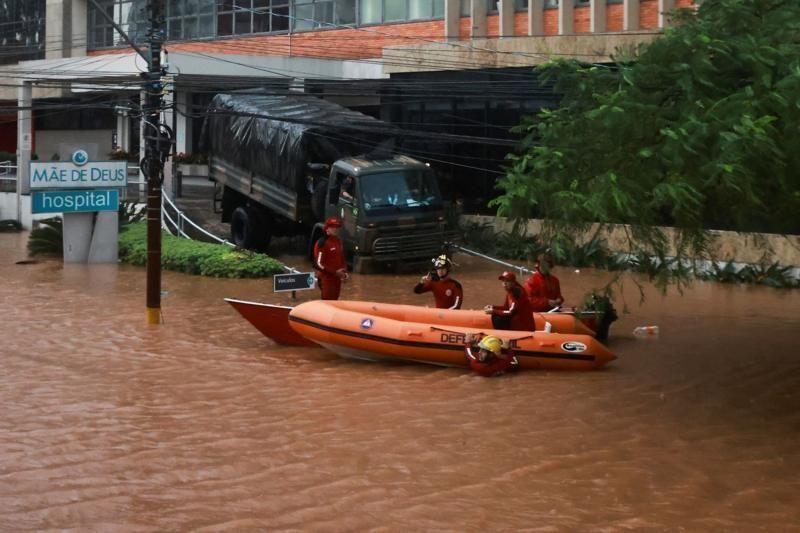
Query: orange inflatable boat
288 300 616 371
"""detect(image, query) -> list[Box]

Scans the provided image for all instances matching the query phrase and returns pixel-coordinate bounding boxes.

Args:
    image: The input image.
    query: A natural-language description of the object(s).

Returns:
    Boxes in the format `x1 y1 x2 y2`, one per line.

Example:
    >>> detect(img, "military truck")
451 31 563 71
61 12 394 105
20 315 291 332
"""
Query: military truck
204 91 453 273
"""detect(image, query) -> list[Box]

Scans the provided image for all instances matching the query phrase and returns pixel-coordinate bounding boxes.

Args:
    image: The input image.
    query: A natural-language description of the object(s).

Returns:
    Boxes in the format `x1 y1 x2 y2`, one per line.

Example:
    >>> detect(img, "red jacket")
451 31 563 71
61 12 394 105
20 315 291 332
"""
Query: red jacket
313 235 346 276
414 275 463 309
492 282 536 331
465 346 519 377
524 271 563 312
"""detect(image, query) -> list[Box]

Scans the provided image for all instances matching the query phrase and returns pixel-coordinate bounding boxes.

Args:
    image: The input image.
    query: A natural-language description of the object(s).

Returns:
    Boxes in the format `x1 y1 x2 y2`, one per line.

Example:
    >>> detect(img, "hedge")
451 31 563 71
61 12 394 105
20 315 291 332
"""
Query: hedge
119 222 284 278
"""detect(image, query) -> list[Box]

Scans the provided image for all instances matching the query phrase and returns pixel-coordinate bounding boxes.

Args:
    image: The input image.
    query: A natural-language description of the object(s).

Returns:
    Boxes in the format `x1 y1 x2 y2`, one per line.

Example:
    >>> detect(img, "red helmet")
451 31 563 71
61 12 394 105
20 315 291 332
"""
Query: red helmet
324 216 342 229
498 271 516 282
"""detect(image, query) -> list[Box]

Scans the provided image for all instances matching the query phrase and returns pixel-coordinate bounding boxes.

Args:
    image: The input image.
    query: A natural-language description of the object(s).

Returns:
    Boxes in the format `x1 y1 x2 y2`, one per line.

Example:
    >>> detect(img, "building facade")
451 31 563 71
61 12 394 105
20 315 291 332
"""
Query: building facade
1 0 694 221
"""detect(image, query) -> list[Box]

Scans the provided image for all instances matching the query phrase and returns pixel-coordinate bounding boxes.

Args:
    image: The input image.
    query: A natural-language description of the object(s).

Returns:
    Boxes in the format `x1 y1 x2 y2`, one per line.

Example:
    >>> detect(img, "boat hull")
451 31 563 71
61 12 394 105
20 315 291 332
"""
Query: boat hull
225 298 317 346
289 300 616 371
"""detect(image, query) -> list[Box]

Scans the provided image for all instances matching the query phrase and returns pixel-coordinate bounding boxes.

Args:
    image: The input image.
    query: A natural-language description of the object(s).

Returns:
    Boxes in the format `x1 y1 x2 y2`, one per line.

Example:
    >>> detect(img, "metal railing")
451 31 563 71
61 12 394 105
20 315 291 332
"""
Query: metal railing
160 189 299 273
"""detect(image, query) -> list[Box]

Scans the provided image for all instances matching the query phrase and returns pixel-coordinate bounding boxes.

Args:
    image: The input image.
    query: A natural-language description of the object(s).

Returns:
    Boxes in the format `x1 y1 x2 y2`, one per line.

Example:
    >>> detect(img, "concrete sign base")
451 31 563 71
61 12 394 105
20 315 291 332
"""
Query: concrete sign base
63 211 119 263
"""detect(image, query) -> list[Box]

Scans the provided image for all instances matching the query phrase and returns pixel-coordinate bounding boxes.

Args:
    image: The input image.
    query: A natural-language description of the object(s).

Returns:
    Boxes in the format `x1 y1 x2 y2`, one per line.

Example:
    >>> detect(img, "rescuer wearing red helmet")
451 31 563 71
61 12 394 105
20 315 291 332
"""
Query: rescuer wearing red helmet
524 251 564 312
313 216 348 300
413 254 463 309
483 271 536 331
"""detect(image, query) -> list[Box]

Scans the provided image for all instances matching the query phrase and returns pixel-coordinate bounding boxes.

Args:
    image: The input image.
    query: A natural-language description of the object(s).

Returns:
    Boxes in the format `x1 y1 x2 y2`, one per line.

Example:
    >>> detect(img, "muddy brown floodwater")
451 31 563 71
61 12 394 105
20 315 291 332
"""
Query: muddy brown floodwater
1 231 799 531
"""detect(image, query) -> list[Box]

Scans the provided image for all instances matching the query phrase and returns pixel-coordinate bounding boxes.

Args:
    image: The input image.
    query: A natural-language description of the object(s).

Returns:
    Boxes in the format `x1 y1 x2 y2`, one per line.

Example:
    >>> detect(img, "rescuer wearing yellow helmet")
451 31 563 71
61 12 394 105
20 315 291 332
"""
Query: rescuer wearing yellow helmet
464 335 519 377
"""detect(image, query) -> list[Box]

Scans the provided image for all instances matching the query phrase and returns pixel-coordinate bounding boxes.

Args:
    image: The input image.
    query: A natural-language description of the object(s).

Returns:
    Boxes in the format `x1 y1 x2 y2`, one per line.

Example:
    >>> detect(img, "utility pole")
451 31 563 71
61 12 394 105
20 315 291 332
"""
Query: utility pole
143 0 166 325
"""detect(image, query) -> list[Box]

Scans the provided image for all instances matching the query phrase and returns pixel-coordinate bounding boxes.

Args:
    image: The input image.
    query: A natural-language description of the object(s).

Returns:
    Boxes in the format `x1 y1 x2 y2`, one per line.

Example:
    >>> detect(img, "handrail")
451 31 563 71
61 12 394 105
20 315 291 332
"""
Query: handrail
160 189 299 274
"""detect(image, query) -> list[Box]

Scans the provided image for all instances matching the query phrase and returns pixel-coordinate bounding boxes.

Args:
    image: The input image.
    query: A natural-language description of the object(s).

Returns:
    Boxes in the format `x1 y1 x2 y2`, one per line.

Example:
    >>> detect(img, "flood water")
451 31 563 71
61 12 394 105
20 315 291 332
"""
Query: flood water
1 231 799 531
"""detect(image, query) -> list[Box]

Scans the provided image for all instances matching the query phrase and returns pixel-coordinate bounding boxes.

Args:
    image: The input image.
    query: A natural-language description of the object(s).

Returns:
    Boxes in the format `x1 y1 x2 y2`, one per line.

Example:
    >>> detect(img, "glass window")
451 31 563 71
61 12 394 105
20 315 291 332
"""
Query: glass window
385 1 405 21
515 0 529 10
487 0 498 13
359 0 381 24
461 0 470 16
335 0 356 24
408 0 428 20
433 0 445 18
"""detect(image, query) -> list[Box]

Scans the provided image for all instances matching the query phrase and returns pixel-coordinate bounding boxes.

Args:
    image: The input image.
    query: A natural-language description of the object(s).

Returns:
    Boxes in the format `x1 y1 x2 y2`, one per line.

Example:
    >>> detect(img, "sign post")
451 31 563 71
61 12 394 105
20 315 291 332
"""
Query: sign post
30 150 127 263
273 272 317 295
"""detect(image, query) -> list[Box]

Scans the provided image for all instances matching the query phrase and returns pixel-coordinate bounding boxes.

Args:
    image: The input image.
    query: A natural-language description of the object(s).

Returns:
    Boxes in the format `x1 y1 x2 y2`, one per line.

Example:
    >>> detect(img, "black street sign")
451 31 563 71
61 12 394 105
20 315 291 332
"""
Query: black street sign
273 272 317 292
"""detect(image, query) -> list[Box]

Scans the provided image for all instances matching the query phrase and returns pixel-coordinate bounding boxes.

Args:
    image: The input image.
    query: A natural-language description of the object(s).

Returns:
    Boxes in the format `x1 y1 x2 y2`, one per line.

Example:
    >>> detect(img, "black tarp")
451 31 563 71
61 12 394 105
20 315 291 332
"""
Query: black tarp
203 91 397 193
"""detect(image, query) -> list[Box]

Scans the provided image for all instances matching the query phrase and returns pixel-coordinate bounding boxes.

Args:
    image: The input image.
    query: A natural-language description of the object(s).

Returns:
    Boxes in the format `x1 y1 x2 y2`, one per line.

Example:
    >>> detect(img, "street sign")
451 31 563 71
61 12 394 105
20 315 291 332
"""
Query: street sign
273 272 317 292
32 189 119 214
30 160 127 190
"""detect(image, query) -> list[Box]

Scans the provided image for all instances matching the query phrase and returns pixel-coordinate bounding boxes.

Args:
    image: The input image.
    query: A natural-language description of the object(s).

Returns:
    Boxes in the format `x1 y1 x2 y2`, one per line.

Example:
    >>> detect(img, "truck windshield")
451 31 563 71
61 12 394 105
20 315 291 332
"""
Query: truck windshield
360 170 442 212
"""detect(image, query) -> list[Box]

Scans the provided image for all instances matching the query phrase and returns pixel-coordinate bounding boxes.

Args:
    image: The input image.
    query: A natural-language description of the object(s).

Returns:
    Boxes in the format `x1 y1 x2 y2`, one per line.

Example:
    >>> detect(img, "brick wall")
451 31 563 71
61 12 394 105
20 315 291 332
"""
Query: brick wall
641 0 659 29
607 3 624 32
544 8 559 35
575 5 591 33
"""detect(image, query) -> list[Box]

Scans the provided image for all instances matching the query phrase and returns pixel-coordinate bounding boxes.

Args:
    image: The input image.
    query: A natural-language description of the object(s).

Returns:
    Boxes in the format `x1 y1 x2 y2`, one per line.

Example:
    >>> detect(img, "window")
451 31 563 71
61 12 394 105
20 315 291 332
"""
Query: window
358 0 444 25
515 0 529 11
167 0 214 41
292 0 354 30
487 0 498 13
217 0 289 35
88 0 147 49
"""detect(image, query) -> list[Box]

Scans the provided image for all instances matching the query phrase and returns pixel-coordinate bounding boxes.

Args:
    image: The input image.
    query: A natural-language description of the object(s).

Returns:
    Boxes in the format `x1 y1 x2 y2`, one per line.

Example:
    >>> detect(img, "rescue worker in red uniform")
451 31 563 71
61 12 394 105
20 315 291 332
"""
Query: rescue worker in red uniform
413 254 463 309
484 271 536 331
313 216 348 300
524 252 564 312
465 335 519 377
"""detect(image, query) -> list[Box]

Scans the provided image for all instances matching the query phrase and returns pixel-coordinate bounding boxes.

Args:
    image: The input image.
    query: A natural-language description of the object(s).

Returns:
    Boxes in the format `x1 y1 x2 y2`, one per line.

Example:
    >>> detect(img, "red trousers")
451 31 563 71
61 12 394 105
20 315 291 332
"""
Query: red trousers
317 273 342 300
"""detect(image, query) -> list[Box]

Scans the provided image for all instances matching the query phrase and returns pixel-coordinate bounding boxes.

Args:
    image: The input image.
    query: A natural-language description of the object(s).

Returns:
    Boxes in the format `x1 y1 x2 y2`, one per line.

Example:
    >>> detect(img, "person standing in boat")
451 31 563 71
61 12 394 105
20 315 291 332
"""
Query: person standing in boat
413 254 463 309
484 271 536 331
465 335 519 377
313 216 349 300
525 251 564 312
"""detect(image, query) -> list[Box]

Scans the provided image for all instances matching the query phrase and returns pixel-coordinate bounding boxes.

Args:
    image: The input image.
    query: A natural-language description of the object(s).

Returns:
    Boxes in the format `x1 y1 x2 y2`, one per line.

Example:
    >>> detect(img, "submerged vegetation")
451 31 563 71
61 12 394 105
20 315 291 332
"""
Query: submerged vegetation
119 222 284 278
495 0 800 290
27 217 63 256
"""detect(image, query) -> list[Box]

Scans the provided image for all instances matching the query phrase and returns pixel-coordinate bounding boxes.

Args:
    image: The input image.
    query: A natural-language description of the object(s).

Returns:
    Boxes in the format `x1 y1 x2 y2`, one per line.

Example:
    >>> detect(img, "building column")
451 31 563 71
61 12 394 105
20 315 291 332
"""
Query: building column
71 0 87 58
590 0 607 33
528 0 544 36
624 0 640 31
471 0 488 39
175 90 191 154
445 0 461 41
659 0 676 28
16 82 32 225
499 0 514 38
559 0 574 35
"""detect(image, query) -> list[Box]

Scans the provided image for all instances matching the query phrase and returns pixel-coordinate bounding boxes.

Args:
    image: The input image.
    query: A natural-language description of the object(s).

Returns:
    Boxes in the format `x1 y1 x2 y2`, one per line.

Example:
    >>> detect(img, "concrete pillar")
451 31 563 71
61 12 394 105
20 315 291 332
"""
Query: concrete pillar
17 83 32 226
471 0 488 39
559 0 574 35
445 0 461 41
624 0 640 31
175 90 191 154
45 0 68 60
499 0 514 38
88 211 119 263
71 0 87 58
590 0 607 33
659 0 676 28
528 0 544 36
63 212 93 262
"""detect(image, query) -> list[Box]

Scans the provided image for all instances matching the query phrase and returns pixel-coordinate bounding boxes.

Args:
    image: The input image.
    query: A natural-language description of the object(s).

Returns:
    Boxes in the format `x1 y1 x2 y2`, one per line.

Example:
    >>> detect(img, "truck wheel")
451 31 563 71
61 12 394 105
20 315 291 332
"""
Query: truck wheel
231 206 271 251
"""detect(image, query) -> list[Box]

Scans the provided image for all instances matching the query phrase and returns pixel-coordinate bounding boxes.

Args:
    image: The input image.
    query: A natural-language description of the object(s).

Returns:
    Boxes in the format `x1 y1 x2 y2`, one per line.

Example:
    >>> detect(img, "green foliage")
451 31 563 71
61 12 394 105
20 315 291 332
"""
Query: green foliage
27 217 63 256
494 0 800 289
119 222 284 278
699 259 798 288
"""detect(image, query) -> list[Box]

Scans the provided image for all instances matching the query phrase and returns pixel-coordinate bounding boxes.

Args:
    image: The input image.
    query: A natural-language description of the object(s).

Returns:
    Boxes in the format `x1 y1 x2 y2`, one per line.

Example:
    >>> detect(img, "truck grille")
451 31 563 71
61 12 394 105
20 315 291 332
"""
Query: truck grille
372 230 460 260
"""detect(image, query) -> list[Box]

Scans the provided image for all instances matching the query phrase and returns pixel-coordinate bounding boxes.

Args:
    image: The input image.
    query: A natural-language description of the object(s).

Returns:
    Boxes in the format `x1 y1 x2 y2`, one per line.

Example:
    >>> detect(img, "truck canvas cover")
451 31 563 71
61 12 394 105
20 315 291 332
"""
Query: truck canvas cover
204 91 396 193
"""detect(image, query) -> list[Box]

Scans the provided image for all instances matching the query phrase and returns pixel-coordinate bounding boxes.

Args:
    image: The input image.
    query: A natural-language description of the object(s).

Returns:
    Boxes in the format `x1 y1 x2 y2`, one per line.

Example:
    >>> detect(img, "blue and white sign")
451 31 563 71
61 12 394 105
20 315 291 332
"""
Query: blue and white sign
30 160 127 190
360 318 374 330
32 189 119 214
72 149 89 166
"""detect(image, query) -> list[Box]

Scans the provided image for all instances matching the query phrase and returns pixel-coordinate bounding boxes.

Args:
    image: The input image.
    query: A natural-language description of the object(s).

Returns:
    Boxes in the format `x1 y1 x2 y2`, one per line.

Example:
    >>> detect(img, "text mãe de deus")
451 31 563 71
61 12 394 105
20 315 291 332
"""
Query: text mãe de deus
31 167 126 185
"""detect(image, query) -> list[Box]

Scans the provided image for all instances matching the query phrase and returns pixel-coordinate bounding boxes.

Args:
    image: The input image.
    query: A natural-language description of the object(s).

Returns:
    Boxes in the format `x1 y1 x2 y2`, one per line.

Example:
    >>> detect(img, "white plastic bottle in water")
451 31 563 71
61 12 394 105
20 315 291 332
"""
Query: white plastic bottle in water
633 325 660 337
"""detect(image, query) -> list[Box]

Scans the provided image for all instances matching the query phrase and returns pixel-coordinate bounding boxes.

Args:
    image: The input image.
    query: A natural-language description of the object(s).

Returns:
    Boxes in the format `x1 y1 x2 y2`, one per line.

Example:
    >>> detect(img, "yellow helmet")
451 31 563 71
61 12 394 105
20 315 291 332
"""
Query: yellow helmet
478 335 502 355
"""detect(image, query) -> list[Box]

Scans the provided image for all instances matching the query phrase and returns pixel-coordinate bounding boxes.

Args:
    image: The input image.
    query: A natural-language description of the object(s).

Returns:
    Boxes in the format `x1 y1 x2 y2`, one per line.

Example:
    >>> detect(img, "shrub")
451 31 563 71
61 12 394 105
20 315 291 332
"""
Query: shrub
119 222 284 278
27 217 63 256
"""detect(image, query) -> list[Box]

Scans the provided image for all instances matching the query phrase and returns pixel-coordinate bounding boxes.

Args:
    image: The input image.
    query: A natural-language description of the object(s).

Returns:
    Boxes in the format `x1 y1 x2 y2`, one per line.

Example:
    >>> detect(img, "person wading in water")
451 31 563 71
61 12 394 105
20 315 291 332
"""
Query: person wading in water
313 216 348 300
413 254 463 309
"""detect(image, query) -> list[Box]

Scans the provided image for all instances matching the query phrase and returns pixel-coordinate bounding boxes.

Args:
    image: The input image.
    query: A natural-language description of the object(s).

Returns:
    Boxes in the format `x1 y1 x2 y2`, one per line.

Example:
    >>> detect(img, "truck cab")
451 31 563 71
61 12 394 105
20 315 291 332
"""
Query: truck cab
313 155 453 273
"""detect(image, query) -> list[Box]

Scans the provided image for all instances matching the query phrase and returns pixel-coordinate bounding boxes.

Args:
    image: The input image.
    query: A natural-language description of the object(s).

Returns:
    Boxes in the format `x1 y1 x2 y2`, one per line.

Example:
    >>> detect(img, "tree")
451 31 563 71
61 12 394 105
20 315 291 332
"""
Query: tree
493 0 800 285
